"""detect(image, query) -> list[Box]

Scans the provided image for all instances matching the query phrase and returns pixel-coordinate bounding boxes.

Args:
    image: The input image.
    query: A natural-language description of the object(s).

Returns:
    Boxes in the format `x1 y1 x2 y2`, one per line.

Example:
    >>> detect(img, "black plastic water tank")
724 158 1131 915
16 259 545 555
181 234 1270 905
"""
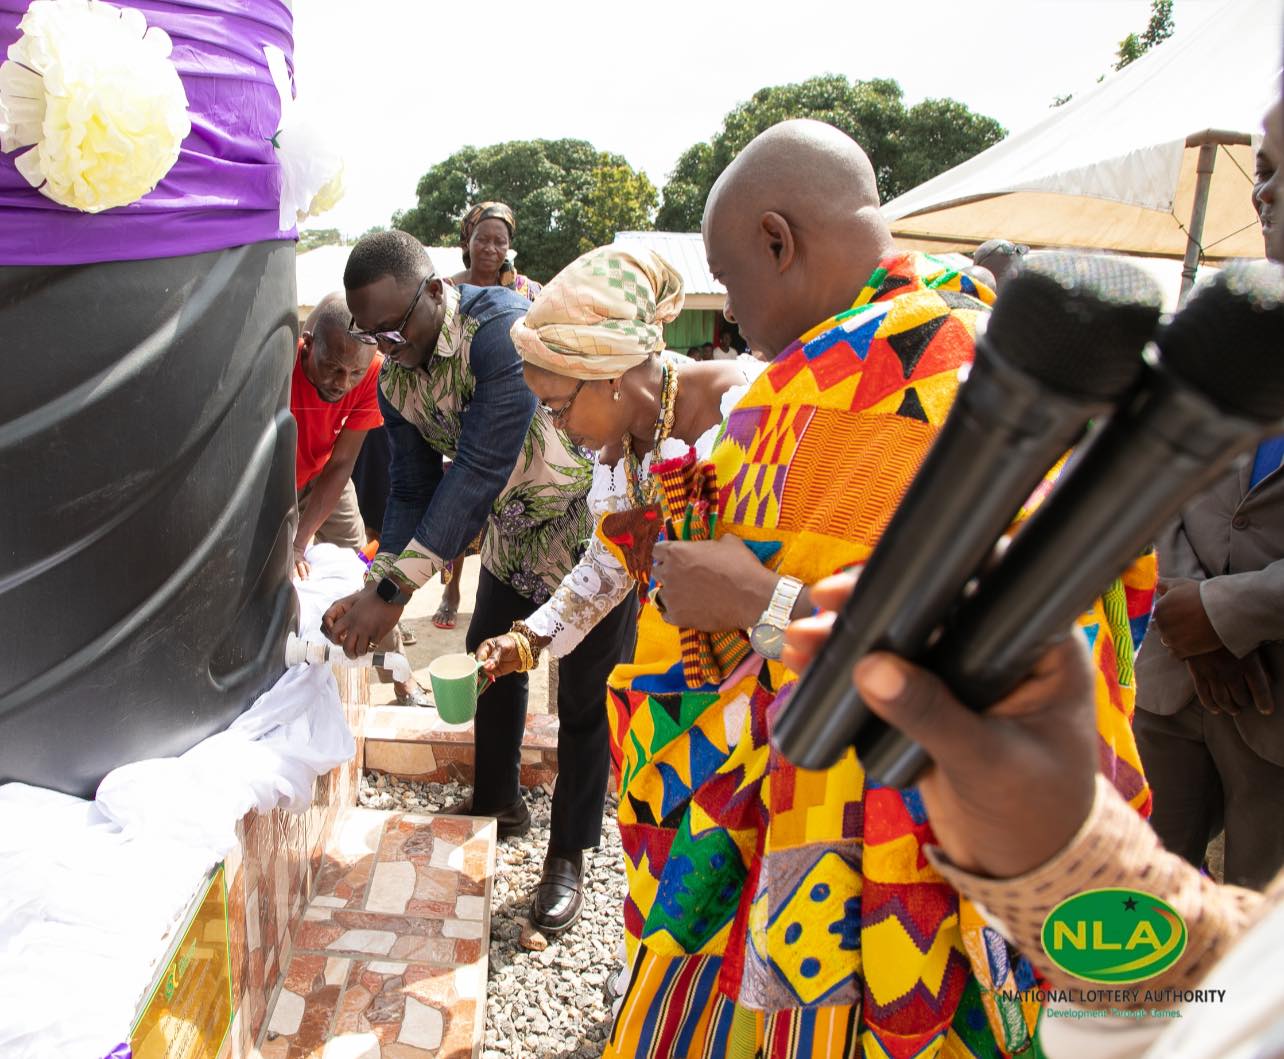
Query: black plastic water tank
0 241 298 798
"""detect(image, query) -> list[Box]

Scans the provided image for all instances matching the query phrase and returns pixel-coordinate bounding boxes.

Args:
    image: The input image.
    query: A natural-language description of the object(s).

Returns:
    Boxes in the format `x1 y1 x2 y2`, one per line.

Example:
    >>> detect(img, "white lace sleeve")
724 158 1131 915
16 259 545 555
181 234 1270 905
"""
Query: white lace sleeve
523 458 636 658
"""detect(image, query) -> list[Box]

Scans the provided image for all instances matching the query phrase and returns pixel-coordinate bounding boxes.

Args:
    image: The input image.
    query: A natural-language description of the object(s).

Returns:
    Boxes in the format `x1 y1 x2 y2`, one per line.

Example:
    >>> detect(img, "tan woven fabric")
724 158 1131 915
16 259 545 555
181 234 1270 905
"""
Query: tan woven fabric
928 774 1278 1003
510 245 684 380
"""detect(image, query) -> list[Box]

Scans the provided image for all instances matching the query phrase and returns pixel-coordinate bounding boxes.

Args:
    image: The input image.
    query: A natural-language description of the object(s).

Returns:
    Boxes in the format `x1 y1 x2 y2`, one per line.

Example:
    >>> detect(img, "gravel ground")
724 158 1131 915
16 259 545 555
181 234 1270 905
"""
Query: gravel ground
359 772 626 1058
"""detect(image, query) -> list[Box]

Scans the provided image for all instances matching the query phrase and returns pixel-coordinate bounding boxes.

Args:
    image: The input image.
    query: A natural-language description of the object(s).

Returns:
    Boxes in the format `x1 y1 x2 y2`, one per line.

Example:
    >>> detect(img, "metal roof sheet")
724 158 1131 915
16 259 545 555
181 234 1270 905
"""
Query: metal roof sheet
613 231 724 298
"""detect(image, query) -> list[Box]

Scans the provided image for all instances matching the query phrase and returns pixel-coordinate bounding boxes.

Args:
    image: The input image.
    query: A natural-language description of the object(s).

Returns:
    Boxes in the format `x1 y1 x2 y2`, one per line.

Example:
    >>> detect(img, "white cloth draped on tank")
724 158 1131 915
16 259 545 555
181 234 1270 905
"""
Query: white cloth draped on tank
0 543 364 1059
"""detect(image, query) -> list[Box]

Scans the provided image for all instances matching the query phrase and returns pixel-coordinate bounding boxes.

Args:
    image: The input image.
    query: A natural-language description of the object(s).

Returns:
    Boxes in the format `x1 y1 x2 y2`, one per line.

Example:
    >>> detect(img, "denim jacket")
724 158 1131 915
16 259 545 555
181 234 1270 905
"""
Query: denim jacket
369 284 593 603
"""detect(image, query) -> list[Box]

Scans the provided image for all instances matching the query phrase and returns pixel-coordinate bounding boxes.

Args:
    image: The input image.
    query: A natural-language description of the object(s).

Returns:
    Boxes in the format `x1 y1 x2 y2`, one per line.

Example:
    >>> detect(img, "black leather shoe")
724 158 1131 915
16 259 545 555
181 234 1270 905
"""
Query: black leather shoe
531 852 585 936
440 794 531 840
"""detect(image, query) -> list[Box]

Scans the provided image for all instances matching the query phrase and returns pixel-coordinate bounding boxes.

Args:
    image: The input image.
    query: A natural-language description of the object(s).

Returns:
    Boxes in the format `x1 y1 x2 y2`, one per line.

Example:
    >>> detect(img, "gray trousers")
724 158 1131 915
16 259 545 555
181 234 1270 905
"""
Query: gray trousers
1135 704 1284 890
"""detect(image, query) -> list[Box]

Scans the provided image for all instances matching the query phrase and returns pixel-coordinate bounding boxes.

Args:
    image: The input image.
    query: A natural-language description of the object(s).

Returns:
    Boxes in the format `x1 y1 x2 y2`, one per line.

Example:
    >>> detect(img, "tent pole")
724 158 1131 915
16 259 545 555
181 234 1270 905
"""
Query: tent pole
1179 142 1218 305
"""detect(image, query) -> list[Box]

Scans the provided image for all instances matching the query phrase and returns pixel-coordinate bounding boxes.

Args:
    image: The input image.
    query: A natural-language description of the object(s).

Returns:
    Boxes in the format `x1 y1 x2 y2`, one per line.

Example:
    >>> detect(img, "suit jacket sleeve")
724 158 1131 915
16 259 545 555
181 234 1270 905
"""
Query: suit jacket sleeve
1155 515 1208 581
1201 559 1284 658
381 311 534 589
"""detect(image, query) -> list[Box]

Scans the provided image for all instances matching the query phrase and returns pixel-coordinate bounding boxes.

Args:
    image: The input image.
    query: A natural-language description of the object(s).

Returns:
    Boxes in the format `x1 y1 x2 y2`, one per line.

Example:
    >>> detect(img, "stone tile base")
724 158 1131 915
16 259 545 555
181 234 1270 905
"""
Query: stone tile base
256 809 495 1058
258 958 485 1058
212 666 369 1059
364 707 559 789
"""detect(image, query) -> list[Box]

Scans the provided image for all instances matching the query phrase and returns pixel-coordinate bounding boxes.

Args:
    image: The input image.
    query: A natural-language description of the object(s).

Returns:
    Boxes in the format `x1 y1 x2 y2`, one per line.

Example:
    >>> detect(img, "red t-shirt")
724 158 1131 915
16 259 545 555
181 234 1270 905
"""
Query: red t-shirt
290 345 384 490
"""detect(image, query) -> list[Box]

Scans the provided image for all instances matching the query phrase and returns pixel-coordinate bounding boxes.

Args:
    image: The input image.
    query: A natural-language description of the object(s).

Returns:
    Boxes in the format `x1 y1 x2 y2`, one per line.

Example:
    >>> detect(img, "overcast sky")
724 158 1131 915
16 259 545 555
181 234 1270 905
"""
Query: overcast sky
293 0 1226 236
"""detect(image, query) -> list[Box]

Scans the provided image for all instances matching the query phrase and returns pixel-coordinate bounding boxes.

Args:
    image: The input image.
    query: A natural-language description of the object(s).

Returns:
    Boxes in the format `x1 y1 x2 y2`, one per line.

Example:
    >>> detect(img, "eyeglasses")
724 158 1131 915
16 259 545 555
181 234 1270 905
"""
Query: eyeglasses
348 275 431 348
541 379 587 425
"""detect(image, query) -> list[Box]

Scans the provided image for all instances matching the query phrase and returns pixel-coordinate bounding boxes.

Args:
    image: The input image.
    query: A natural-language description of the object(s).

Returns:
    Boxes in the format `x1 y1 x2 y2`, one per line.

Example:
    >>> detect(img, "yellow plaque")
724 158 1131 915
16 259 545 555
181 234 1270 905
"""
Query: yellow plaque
131 864 233 1059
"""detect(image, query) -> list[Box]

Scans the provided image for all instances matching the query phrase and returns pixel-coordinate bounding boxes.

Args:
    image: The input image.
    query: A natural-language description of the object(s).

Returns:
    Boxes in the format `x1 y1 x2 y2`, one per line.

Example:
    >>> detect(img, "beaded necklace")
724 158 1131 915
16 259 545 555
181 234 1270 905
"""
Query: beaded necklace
623 359 679 508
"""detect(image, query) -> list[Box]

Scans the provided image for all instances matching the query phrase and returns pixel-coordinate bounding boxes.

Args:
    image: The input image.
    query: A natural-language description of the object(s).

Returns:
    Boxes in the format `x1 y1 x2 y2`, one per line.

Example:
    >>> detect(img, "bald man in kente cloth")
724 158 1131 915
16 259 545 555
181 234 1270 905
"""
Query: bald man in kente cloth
602 120 1153 1057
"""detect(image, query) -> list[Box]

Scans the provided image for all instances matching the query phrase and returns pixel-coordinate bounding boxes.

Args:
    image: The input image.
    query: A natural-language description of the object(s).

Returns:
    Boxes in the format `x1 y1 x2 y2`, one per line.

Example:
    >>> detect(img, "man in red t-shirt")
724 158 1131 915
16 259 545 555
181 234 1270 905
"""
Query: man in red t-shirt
291 293 429 705
292 293 384 568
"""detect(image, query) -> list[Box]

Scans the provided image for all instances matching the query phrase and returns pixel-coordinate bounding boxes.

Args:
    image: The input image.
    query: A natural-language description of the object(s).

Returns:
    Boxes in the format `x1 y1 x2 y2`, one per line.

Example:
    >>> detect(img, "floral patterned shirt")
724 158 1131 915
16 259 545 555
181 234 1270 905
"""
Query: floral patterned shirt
369 283 592 604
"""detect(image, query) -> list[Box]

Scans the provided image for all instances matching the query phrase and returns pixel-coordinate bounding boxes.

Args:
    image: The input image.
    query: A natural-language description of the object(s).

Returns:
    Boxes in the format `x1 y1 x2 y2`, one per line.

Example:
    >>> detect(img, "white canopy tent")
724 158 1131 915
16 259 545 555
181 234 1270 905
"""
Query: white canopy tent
883 0 1280 301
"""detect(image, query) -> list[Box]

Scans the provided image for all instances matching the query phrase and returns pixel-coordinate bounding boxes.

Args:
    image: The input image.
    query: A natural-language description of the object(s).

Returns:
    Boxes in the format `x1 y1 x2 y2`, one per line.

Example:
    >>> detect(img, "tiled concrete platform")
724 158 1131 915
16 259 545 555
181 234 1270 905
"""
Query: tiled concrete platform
363 706 558 789
215 667 371 1058
257 808 496 1058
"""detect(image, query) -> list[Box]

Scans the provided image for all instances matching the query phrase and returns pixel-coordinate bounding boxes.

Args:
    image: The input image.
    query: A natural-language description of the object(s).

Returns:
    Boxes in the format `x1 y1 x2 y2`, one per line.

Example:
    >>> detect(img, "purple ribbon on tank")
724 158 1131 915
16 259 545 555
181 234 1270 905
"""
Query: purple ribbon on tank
0 0 295 265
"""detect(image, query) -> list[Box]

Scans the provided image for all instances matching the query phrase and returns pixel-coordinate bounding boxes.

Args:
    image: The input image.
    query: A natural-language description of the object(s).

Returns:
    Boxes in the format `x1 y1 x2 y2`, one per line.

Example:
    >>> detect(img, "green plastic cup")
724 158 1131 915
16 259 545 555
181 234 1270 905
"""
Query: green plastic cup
428 652 490 725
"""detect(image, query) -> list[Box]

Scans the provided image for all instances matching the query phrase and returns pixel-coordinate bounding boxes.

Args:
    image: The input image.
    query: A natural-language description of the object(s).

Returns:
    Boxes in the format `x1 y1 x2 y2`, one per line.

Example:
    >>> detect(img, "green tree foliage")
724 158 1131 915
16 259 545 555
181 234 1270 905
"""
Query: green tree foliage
656 143 714 235
655 75 1006 231
298 227 342 251
392 139 657 282
581 161 658 255
1055 0 1175 107
1115 0 1175 71
895 98 1010 193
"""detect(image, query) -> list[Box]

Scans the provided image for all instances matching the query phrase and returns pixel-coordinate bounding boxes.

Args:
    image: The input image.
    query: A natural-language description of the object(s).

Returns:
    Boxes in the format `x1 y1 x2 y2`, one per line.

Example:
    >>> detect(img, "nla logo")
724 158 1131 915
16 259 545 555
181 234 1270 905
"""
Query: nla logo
1041 888 1188 984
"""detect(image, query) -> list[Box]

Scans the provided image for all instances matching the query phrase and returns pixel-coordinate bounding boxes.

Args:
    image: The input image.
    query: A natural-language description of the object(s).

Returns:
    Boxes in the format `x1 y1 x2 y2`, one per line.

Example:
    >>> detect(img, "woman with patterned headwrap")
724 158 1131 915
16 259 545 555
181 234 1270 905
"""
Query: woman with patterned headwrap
451 201 543 301
475 244 764 931
424 201 544 628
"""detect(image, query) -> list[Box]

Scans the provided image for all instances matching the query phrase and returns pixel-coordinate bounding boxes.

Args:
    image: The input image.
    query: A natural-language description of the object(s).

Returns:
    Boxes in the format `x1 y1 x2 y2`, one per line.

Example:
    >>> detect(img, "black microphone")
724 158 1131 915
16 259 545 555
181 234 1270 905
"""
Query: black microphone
862 260 1284 786
772 253 1163 771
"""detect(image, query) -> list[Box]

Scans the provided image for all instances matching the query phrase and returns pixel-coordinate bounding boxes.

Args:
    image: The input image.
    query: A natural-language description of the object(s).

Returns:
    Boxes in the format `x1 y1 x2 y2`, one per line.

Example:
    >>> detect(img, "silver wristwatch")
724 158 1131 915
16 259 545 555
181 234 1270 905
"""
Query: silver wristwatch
749 575 805 660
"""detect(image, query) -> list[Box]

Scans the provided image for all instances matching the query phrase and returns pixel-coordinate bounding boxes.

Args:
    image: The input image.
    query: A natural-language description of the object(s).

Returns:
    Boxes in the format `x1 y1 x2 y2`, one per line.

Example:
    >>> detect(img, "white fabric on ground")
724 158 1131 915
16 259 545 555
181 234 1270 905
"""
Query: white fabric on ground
95 662 351 851
0 543 363 1059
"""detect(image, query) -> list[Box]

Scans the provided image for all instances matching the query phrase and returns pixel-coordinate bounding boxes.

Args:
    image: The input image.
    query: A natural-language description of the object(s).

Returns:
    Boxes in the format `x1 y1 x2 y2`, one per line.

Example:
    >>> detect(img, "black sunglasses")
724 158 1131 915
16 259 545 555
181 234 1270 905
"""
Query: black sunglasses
348 275 431 347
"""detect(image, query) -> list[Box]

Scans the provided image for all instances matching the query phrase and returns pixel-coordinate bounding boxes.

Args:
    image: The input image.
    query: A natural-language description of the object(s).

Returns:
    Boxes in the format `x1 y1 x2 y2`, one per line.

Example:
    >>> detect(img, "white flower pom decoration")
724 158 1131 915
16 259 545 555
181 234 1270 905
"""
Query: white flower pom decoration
303 159 345 224
264 45 345 231
0 0 191 213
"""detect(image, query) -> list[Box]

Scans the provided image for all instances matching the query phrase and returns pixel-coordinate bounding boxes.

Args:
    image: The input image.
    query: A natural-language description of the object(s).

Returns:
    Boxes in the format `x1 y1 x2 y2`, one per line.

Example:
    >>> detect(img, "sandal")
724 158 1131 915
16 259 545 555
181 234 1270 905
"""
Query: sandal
432 600 458 630
398 622 417 646
394 683 432 708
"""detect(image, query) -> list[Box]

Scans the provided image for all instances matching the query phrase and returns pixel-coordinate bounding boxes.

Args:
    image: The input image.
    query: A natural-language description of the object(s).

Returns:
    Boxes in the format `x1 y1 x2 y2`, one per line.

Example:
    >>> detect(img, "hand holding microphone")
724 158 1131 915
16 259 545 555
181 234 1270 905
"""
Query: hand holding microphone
783 577 1101 879
779 258 1284 786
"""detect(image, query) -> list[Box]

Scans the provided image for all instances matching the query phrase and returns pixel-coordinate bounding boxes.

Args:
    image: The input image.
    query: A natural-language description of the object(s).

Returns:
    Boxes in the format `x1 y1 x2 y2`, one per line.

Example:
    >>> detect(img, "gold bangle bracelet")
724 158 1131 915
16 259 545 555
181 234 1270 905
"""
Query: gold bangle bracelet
509 630 534 672
510 620 548 667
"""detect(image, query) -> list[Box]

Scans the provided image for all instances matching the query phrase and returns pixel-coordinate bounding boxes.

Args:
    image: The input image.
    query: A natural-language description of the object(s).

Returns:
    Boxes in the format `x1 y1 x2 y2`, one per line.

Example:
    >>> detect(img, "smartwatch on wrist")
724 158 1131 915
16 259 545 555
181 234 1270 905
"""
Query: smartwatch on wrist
749 575 805 660
375 575 411 607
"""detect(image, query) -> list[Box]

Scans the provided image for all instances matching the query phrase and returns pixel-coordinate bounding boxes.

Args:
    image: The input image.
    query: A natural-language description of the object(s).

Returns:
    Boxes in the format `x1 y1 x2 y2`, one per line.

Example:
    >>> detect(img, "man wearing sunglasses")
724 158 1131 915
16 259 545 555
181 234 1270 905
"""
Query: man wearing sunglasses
323 230 636 936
